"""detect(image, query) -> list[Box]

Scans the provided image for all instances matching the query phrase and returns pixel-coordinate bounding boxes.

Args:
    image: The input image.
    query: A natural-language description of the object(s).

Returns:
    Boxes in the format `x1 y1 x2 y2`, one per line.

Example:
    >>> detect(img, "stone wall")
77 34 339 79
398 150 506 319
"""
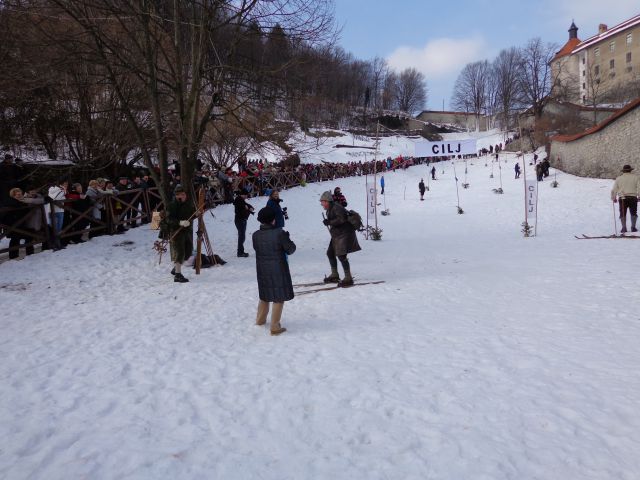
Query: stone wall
549 104 640 178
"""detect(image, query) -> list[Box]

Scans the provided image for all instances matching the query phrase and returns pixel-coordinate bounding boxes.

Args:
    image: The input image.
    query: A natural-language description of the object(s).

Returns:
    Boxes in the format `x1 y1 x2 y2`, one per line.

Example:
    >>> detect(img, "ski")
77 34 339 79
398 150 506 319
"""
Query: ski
575 234 640 239
293 281 334 288
295 280 385 296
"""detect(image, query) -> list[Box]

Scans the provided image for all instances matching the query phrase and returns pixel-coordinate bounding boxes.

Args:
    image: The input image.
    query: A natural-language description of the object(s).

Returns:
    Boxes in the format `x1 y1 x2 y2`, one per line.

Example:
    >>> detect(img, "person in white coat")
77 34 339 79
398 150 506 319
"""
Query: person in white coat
48 180 68 234
611 165 640 233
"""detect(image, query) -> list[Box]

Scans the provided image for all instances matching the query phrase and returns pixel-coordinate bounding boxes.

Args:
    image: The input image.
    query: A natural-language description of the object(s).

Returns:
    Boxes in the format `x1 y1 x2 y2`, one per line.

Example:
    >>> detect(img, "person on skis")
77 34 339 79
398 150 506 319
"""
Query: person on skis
320 191 360 286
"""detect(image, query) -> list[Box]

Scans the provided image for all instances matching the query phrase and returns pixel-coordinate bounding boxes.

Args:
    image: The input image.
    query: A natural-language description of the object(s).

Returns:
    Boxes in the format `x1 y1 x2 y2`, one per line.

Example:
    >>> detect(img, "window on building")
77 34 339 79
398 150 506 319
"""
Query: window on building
594 65 600 75
582 82 586 89
610 41 615 52
627 33 633 45
582 70 585 76
582 56 585 64
594 47 600 57
582 95 586 103
610 59 615 69
627 52 632 63
627 66 633 73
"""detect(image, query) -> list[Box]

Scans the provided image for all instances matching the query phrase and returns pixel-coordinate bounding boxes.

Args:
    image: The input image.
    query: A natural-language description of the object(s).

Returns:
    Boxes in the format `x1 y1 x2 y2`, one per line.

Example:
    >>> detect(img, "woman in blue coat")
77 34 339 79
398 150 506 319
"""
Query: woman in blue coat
266 189 285 228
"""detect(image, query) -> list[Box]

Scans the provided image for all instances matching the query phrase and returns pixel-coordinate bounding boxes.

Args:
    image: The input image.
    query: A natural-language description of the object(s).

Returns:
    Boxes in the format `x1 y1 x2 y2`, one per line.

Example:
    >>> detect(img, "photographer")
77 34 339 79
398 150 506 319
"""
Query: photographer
233 189 254 257
266 189 287 228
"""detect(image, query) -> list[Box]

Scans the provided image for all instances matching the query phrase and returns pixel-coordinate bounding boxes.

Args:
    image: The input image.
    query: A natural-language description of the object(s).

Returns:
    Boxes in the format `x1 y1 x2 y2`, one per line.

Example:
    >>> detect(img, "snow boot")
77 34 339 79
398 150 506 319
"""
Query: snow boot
174 273 189 283
338 269 354 287
632 216 638 232
270 327 287 336
324 268 340 284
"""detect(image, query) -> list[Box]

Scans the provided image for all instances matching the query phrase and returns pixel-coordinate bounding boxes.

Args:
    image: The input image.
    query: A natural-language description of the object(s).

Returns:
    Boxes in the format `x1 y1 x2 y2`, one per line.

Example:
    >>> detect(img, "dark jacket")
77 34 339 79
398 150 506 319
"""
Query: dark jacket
166 199 195 263
419 181 426 194
266 198 285 228
234 195 253 220
325 201 361 256
252 224 296 302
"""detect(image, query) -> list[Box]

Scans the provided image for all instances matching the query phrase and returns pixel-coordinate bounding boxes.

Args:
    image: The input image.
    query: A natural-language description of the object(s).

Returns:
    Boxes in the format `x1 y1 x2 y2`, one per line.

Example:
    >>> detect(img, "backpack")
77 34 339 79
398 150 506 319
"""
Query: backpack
346 210 364 231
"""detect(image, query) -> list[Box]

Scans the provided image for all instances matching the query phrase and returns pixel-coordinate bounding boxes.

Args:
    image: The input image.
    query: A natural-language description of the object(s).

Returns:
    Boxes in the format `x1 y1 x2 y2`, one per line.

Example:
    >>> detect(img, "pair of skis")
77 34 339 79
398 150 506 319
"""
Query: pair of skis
293 280 385 295
575 233 640 239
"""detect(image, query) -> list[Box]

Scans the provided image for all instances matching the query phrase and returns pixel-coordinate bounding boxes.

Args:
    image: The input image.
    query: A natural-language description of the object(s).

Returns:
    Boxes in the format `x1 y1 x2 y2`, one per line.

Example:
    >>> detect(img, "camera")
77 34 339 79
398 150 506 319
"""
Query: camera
282 207 289 220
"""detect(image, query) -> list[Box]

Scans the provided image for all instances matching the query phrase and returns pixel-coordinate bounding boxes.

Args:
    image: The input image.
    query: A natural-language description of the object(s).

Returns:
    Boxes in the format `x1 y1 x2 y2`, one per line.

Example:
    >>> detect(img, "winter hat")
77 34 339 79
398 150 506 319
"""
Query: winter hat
320 191 333 202
257 207 276 224
333 187 341 194
174 185 186 194
622 165 634 172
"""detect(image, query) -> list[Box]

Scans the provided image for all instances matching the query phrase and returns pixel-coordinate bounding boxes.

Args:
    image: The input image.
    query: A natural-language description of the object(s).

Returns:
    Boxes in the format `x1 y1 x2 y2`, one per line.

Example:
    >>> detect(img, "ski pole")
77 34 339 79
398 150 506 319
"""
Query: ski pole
612 199 618 236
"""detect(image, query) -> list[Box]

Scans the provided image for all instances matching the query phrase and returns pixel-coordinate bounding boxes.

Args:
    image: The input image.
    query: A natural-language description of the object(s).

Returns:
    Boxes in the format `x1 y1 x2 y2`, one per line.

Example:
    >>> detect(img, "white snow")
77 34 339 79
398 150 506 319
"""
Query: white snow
2 143 640 479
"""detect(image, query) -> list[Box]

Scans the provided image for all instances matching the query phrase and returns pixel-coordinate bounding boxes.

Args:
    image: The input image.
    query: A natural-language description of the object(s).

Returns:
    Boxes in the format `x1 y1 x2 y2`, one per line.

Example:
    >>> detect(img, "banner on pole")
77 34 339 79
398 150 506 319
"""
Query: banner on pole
414 139 477 157
525 179 538 223
367 185 377 218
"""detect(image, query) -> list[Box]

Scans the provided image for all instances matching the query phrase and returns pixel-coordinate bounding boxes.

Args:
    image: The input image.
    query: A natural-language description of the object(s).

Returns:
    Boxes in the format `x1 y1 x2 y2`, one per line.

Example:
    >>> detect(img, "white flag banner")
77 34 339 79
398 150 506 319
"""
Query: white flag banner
414 139 477 157
367 184 376 218
525 179 538 223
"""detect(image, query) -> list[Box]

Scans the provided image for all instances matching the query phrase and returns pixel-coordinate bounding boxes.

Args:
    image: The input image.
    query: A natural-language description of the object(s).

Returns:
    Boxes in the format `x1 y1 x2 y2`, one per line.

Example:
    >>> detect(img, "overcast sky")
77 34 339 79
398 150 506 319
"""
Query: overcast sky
333 0 639 110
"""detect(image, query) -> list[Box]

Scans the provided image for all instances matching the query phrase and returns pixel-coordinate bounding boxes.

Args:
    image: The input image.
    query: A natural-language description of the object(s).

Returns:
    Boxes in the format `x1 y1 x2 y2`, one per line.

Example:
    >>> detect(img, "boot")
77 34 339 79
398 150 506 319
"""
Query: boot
621 217 627 233
632 216 638 233
174 273 189 283
270 327 287 336
338 268 354 287
324 267 340 283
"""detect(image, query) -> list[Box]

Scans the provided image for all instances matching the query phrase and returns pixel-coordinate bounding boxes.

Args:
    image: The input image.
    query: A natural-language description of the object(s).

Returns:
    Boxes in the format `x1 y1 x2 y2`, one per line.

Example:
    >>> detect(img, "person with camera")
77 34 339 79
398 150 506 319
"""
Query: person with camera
266 189 288 228
166 186 196 283
252 206 296 336
233 189 254 257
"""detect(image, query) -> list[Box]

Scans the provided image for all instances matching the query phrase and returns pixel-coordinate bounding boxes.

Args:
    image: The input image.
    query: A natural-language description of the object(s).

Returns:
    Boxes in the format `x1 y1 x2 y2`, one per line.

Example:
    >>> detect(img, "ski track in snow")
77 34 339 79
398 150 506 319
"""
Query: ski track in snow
2 134 640 479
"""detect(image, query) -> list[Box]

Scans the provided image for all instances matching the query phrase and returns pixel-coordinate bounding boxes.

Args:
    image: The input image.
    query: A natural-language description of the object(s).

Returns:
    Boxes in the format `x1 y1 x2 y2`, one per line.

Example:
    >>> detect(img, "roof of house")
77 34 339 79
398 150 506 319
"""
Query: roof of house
417 110 479 117
551 37 582 62
551 97 640 143
571 14 640 55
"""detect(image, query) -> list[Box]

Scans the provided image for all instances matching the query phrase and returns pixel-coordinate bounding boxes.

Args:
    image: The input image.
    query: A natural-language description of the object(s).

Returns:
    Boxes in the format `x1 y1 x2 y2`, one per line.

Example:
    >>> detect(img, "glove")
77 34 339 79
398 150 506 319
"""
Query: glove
179 220 190 227
323 219 329 226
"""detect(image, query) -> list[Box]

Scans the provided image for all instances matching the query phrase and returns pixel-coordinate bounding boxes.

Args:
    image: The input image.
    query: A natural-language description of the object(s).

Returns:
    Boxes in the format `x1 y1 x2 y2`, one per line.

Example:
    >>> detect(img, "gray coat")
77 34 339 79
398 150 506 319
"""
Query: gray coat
252 224 296 302
326 202 361 256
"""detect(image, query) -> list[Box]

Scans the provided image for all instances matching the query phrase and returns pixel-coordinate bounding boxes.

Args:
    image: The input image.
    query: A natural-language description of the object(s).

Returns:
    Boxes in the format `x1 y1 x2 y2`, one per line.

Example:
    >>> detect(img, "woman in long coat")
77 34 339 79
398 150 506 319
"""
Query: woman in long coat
252 207 296 335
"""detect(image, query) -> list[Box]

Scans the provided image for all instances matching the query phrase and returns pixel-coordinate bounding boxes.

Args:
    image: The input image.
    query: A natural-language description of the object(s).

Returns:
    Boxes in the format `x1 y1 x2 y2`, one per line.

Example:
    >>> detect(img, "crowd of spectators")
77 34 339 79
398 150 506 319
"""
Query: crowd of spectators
1 150 454 260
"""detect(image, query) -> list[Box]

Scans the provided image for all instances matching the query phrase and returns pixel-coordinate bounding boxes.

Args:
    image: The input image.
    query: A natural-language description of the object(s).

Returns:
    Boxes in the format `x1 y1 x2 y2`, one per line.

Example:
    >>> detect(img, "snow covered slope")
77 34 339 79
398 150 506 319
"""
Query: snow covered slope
2 151 639 479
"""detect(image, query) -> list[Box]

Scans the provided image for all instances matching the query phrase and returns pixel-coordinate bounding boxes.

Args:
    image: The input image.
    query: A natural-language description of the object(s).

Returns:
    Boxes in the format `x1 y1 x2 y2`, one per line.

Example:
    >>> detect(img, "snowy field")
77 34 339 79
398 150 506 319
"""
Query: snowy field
2 146 640 479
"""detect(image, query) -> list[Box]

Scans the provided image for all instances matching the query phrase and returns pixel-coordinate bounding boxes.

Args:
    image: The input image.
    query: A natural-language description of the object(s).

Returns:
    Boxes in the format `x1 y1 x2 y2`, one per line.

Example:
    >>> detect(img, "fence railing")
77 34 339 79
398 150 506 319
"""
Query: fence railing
1 163 421 260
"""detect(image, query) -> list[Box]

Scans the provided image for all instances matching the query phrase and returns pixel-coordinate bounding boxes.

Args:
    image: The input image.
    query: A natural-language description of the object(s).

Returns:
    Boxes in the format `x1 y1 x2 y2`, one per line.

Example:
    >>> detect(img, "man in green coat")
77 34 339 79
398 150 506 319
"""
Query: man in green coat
167 186 196 283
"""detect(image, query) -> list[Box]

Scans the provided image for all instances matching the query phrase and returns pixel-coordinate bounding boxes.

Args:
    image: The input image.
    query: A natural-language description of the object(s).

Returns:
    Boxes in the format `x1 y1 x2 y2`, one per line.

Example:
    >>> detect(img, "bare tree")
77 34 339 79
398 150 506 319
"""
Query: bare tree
493 47 522 130
15 0 334 204
394 68 427 114
451 61 490 131
518 38 557 118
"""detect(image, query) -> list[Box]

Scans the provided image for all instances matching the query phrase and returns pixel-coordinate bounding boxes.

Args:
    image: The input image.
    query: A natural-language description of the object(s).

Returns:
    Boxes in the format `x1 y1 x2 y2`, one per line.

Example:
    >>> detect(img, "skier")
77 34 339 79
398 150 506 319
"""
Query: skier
431 166 436 180
611 164 640 233
380 175 385 195
419 179 426 201
514 163 521 179
320 191 360 286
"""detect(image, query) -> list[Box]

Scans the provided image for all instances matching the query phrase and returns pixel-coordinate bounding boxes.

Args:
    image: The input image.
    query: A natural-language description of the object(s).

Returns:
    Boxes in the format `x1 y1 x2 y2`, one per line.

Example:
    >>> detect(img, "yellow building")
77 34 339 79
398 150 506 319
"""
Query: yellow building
551 14 640 105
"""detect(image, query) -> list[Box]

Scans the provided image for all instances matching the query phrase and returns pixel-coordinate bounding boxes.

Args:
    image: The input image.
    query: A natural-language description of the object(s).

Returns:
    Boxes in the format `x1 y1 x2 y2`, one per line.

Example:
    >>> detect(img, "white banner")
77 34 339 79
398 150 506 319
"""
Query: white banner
414 139 477 157
525 179 538 223
367 185 377 218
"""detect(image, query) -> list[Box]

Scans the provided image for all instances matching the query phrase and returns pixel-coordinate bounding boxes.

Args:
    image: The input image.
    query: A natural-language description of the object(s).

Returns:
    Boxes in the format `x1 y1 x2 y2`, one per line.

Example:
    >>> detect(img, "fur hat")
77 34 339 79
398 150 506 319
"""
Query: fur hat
622 165 634 172
320 191 333 202
257 207 276 224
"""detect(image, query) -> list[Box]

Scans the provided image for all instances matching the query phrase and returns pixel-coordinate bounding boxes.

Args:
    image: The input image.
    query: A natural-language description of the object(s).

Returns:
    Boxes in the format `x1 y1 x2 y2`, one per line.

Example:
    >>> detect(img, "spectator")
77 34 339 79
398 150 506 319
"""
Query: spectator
5 187 45 259
252 206 296 336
